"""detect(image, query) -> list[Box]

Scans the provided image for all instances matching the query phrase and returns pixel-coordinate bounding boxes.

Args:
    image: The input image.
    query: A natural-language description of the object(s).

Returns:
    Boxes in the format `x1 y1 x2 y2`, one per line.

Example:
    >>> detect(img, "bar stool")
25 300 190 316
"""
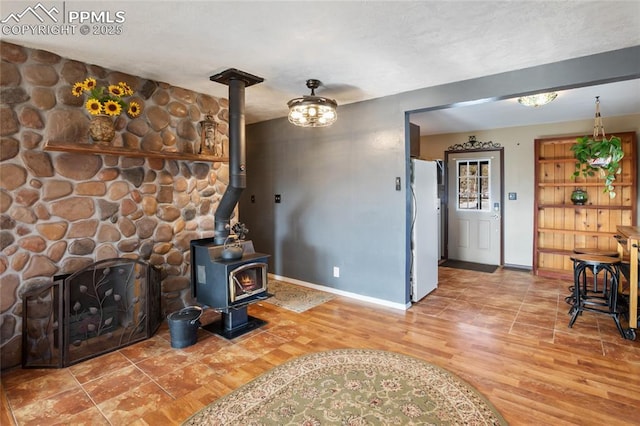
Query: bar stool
572 247 619 293
568 254 626 338
573 247 619 291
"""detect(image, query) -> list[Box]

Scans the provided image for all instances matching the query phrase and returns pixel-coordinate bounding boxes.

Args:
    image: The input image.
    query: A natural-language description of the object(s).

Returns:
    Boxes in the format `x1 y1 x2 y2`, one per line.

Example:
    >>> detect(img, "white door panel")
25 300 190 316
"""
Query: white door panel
478 220 491 249
457 220 470 247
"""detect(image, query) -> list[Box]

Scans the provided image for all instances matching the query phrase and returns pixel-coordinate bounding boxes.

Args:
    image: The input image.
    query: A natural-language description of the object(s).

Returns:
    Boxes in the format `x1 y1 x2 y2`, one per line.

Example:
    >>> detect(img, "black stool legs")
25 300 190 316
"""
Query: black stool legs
568 255 626 338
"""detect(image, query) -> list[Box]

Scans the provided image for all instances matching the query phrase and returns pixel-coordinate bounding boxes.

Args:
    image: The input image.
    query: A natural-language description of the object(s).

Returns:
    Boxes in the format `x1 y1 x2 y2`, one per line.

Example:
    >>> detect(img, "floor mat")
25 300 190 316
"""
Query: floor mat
265 280 335 313
440 259 499 273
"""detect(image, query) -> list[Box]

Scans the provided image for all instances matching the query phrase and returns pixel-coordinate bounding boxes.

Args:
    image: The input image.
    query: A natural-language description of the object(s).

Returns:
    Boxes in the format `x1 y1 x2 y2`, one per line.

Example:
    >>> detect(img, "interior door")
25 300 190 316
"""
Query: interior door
447 150 502 265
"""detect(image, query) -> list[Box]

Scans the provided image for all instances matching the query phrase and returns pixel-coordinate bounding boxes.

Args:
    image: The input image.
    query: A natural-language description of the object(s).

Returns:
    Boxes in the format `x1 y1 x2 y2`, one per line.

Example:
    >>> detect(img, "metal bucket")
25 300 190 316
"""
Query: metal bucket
167 306 202 349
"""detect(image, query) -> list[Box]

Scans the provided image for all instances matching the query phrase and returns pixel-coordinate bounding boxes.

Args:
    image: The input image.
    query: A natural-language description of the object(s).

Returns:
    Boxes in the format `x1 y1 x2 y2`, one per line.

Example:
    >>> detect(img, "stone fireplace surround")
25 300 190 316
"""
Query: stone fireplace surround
0 41 232 370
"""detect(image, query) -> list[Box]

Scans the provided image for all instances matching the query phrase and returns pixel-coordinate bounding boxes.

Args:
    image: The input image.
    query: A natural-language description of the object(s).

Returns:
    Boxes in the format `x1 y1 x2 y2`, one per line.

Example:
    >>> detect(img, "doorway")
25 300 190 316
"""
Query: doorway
444 146 503 265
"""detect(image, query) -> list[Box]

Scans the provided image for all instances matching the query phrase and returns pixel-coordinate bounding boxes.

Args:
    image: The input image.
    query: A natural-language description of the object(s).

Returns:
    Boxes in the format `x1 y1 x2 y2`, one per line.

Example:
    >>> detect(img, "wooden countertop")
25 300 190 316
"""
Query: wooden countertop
616 226 640 240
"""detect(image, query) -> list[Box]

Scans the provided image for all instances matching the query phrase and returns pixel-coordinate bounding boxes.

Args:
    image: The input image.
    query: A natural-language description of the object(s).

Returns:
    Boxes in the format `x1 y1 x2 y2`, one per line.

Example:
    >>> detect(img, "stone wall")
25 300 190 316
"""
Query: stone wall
0 41 231 370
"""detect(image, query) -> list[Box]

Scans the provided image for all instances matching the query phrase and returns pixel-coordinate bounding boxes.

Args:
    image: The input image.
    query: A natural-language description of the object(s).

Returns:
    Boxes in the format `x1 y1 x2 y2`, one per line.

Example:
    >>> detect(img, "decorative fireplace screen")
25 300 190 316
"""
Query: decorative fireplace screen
22 258 161 368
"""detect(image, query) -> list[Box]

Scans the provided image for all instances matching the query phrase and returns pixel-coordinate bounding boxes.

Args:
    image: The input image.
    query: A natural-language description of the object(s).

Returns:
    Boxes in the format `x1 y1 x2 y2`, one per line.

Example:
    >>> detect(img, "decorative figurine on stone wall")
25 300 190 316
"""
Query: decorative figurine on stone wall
199 114 217 155
213 134 224 157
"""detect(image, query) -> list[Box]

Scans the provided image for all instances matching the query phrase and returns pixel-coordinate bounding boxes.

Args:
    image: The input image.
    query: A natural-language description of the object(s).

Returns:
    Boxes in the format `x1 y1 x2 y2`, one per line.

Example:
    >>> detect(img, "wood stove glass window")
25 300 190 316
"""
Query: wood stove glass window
229 262 267 303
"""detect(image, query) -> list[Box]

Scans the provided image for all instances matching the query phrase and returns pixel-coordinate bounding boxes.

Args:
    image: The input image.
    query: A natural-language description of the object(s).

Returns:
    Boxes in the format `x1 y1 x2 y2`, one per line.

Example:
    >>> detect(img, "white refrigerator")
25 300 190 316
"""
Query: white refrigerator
410 159 439 302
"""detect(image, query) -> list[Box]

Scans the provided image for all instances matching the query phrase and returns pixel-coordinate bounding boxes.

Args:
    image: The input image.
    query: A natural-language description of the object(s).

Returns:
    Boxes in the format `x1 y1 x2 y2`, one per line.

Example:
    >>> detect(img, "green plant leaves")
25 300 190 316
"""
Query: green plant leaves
570 135 624 197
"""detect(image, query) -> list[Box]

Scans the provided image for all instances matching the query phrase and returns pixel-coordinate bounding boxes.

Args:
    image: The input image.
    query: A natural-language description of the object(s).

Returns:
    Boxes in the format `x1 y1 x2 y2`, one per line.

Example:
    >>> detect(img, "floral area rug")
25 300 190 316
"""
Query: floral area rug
183 349 507 425
264 280 335 313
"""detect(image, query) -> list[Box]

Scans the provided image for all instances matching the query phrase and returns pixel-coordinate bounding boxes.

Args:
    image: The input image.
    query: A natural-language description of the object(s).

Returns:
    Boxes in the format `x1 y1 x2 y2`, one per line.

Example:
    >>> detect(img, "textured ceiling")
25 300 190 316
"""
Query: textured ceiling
3 1 640 132
412 79 640 135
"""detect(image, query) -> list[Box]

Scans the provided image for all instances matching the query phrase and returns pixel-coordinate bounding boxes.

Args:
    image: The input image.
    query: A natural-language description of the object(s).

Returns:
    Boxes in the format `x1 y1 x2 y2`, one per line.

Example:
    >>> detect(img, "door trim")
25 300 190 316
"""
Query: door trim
444 141 504 265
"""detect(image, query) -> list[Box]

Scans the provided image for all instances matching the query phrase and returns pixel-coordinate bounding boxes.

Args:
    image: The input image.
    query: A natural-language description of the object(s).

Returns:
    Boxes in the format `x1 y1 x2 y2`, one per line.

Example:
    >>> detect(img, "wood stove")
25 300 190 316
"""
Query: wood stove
190 237 270 338
188 68 269 338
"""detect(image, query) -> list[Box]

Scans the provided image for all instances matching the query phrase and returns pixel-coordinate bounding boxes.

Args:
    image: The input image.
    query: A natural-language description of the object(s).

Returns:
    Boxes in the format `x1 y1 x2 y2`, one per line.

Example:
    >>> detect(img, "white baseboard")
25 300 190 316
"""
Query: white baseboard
269 274 410 311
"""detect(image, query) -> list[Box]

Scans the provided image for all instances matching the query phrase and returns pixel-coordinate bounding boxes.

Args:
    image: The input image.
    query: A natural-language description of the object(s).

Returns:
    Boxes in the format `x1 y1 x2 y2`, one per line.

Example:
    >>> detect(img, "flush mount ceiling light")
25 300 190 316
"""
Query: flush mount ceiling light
517 92 558 107
287 79 337 127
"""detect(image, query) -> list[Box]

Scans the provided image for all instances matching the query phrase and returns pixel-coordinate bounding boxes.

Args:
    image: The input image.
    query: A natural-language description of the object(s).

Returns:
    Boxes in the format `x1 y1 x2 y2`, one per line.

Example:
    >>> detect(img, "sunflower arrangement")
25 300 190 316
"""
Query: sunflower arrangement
71 77 142 118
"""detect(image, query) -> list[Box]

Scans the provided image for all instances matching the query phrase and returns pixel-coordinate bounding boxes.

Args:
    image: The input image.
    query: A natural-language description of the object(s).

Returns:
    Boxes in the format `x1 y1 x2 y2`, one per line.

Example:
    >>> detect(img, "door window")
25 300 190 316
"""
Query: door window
456 159 490 211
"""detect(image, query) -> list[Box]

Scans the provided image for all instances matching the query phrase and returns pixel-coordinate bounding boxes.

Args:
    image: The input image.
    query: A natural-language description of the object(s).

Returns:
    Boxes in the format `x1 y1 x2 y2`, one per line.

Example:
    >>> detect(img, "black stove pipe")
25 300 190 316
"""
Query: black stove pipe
210 69 264 245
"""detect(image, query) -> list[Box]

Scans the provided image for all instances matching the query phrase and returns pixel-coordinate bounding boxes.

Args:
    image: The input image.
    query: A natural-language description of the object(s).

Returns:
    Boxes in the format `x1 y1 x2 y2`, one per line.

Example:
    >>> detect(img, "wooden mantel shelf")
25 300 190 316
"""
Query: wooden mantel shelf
44 141 228 163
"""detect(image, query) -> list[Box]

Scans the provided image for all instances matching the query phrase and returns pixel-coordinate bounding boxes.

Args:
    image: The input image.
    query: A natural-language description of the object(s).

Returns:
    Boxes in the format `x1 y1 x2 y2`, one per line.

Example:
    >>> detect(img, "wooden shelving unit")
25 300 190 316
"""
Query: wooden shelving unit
44 141 228 163
533 132 637 280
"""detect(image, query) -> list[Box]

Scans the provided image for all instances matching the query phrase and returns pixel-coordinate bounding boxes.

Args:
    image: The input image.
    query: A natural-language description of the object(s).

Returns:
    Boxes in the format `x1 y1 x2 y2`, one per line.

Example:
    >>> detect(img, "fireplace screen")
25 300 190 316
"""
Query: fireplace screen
229 262 268 303
22 258 161 368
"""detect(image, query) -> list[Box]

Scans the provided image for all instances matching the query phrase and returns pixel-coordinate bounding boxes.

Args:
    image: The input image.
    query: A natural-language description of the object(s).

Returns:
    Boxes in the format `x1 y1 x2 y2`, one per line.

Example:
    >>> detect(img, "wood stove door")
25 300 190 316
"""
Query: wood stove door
229 262 268 303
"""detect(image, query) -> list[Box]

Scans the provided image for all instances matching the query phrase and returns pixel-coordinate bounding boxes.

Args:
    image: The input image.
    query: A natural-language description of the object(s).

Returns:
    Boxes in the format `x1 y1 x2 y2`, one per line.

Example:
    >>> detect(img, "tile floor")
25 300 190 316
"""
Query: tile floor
2 266 638 425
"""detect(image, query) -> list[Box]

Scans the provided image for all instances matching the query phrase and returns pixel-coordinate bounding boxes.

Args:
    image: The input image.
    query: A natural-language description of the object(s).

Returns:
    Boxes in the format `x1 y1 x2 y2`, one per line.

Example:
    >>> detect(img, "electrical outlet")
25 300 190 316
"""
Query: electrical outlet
333 266 340 277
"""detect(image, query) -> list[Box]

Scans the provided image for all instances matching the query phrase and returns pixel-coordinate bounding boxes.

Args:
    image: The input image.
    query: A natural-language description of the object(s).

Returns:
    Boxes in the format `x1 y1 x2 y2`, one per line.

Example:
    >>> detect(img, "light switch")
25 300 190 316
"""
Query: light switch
508 192 517 200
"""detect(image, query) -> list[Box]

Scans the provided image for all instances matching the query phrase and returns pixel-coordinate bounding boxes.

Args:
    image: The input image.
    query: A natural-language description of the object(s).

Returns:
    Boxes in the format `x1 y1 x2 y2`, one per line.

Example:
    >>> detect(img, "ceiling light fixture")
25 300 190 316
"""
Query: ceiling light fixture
517 92 558 107
287 79 337 127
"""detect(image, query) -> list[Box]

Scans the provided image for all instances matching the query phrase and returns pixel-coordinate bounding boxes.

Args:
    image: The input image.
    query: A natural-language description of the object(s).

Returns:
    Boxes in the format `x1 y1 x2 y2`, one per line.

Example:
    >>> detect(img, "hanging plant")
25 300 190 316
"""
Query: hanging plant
570 97 624 198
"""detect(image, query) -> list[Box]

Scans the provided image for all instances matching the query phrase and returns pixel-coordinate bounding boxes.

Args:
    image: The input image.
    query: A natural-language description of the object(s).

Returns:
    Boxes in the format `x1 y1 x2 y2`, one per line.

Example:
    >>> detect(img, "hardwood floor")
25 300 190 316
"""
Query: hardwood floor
2 266 639 425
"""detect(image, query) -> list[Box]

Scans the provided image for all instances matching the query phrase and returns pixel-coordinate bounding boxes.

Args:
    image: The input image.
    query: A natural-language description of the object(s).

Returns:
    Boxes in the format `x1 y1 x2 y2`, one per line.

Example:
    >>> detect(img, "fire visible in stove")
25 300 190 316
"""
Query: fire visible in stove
239 272 257 290
229 261 267 303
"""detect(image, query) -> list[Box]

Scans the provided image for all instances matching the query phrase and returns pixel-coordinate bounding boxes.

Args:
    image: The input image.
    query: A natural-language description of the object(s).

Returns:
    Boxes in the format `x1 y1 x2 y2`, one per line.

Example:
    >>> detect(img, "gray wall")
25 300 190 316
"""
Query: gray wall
240 46 640 307
242 97 407 305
